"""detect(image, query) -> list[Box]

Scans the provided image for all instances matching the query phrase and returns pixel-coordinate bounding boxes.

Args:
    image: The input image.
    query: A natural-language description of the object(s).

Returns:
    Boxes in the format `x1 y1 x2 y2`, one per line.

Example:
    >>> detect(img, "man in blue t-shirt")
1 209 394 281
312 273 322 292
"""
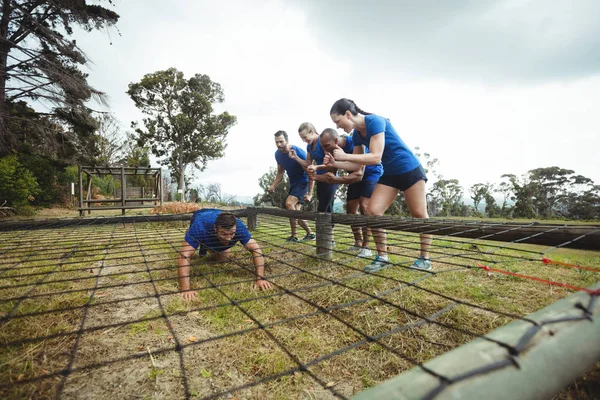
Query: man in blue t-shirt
177 208 273 300
311 128 383 258
268 130 316 243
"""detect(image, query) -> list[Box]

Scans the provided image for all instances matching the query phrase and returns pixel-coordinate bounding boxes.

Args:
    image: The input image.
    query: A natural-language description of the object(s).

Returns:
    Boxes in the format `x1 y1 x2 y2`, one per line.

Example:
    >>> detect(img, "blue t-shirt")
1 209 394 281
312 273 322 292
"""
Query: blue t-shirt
352 115 420 175
343 135 384 182
275 145 309 184
307 140 326 175
184 209 251 251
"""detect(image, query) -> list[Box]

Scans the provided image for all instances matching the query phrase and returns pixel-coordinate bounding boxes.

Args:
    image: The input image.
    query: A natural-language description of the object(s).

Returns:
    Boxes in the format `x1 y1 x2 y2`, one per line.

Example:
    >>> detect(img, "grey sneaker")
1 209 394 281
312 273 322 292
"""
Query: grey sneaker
364 255 391 272
357 248 372 258
410 256 432 271
347 244 362 252
285 236 299 243
302 233 316 241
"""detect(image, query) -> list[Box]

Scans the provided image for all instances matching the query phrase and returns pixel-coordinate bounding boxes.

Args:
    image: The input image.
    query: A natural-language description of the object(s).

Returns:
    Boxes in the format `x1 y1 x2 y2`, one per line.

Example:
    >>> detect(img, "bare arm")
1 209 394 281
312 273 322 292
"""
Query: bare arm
325 167 364 184
290 148 312 170
333 133 384 166
268 164 285 192
244 239 273 290
177 241 197 300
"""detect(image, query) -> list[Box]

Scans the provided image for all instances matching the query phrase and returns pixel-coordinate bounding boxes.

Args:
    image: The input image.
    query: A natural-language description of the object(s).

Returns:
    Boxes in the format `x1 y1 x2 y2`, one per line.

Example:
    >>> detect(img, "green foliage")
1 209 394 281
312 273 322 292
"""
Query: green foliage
1 1 120 156
127 68 237 192
91 175 119 197
254 167 289 208
429 179 467 217
0 155 40 211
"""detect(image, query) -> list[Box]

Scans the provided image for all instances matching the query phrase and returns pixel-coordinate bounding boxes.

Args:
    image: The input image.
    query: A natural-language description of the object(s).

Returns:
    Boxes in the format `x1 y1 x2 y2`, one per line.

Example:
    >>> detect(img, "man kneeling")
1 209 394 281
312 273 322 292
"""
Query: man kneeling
177 208 273 300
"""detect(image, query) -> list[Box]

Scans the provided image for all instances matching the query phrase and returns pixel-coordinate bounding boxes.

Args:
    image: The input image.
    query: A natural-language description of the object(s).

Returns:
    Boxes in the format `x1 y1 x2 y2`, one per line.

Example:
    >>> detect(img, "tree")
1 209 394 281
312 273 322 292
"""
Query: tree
429 179 466 217
469 183 488 215
254 167 289 208
89 114 124 166
204 182 235 205
127 68 237 196
0 0 120 155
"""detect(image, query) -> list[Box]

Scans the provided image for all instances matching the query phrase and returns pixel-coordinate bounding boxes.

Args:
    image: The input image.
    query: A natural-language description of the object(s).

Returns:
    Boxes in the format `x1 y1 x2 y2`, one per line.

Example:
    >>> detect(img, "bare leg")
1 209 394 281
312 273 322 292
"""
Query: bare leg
366 184 400 257
286 195 299 237
404 180 431 258
346 199 362 246
359 196 371 248
294 202 312 234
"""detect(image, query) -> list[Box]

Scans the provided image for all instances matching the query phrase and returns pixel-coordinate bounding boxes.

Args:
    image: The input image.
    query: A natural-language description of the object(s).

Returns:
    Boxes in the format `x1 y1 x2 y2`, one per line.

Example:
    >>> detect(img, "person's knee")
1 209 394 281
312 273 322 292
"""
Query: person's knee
285 198 296 209
410 207 429 219
359 198 369 213
365 203 383 216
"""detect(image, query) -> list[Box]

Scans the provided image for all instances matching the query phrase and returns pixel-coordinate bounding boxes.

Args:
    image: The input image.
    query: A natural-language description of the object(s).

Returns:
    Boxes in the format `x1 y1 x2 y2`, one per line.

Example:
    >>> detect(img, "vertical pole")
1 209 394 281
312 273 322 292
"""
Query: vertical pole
142 186 145 205
316 212 333 259
159 169 163 206
121 166 126 215
247 207 258 231
78 166 83 217
86 173 92 215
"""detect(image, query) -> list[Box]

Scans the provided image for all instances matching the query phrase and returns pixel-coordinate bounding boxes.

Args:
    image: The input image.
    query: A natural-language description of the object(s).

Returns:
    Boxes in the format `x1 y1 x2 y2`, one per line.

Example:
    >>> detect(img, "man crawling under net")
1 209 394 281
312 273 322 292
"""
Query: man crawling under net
177 208 273 300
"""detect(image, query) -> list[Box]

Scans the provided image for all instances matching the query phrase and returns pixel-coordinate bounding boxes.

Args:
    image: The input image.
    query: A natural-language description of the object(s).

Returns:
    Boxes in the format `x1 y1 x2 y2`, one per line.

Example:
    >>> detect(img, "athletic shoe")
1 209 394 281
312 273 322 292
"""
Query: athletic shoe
331 241 336 247
347 245 362 252
364 255 391 272
285 236 299 243
357 248 372 258
302 233 316 241
410 256 432 271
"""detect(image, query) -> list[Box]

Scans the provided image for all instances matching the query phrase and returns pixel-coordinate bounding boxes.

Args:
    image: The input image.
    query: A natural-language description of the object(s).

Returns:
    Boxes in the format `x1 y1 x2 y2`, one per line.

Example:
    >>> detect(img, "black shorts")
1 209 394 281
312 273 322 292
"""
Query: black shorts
378 165 428 191
346 179 378 201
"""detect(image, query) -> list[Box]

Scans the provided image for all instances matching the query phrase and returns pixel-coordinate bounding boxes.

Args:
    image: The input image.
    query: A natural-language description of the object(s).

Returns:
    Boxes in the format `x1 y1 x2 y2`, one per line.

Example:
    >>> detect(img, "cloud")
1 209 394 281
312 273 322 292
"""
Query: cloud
72 0 600 200
283 0 600 83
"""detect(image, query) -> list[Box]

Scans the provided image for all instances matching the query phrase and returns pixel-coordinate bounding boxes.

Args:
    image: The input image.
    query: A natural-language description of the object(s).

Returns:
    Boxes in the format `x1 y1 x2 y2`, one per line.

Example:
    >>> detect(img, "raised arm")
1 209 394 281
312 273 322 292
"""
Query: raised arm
244 238 273 291
177 241 197 300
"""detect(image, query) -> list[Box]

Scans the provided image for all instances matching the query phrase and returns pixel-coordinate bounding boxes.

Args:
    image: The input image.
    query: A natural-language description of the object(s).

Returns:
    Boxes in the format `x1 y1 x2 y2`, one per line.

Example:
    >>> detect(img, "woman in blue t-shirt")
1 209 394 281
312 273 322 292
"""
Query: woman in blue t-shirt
327 98 432 272
289 122 338 214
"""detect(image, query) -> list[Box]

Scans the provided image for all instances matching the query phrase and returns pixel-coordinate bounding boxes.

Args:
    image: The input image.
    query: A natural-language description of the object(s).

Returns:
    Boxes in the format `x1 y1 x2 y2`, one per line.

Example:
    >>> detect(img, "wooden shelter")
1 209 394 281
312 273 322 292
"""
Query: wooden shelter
78 166 163 216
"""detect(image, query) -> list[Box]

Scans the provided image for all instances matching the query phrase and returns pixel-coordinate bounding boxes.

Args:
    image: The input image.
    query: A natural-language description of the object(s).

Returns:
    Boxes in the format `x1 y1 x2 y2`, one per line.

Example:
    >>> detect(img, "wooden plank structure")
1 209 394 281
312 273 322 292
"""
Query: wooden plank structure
78 166 163 216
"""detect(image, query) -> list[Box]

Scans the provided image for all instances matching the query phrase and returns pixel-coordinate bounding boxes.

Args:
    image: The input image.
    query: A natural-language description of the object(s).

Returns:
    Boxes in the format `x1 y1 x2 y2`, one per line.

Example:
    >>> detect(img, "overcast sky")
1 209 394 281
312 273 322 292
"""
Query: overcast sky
77 0 600 199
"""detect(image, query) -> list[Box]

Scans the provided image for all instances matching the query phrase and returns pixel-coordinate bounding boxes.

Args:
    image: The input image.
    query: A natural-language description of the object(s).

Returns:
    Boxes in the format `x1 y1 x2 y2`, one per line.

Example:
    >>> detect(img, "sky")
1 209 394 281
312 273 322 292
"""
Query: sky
75 0 600 199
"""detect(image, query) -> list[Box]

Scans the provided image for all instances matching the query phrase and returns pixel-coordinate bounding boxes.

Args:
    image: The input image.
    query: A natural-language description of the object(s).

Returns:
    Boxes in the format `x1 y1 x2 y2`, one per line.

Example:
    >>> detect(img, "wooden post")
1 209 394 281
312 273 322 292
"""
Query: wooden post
159 169 163 206
315 212 333 259
78 166 84 217
86 172 92 215
121 166 126 215
247 207 258 231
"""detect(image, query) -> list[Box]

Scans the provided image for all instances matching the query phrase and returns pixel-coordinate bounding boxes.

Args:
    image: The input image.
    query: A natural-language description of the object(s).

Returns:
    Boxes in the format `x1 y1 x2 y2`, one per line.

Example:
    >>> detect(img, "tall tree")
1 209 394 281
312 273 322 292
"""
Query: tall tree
0 0 119 155
127 68 237 197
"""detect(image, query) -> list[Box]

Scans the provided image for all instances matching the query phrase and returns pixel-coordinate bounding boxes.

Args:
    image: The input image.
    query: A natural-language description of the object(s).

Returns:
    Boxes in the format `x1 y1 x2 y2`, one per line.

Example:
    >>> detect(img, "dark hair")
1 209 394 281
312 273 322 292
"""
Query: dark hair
330 98 372 116
215 212 237 230
274 130 288 141
320 128 339 140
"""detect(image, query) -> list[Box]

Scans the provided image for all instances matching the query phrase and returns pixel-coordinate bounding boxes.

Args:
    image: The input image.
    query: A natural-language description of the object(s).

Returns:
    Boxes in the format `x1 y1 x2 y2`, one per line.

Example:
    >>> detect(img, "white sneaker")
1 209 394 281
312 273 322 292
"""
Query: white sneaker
347 245 361 252
357 248 372 258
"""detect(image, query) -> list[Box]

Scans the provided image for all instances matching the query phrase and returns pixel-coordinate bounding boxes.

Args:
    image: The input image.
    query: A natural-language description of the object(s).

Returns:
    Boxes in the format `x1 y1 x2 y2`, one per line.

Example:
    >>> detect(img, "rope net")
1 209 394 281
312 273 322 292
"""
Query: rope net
0 209 598 399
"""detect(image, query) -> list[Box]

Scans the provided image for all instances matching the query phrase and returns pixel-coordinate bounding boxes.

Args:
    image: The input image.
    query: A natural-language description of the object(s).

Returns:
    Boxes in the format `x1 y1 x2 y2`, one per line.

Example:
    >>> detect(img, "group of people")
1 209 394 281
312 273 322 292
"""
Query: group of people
177 98 433 300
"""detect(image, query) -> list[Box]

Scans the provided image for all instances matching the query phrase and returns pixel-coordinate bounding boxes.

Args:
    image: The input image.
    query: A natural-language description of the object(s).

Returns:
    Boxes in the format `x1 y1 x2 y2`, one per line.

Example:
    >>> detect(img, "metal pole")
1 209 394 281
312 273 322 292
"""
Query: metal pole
315 212 333 259
352 284 600 400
